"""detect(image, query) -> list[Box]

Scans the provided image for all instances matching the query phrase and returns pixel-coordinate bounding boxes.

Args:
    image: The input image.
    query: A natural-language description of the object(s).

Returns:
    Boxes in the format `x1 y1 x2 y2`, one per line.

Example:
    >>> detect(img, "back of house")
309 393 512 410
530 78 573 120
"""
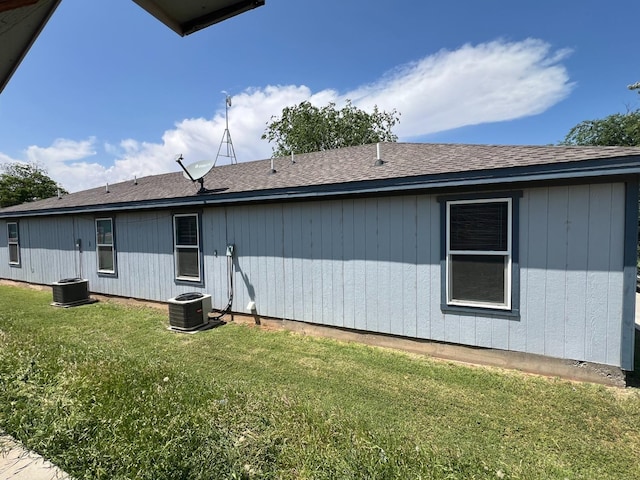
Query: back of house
1 142 639 379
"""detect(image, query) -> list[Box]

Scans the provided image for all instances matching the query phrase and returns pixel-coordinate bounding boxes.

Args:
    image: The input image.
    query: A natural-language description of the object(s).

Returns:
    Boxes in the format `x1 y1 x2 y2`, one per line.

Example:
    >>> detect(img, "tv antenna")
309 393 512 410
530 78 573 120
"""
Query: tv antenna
175 154 215 194
215 92 237 165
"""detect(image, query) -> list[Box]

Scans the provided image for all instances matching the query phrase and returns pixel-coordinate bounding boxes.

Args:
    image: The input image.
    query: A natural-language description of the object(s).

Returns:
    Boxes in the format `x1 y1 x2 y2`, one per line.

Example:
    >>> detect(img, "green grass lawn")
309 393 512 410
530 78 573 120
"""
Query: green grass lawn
1 285 639 479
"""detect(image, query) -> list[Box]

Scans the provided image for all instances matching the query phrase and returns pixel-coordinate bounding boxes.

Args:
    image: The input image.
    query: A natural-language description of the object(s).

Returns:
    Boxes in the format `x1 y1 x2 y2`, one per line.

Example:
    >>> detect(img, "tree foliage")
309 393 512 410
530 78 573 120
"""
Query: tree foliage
561 82 640 147
0 163 66 208
560 109 640 147
262 100 400 157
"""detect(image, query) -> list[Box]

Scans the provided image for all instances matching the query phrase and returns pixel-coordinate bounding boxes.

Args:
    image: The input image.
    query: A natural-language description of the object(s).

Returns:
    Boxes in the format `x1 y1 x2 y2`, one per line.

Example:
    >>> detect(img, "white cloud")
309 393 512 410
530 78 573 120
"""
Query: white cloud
0 39 572 193
351 39 573 137
0 138 102 192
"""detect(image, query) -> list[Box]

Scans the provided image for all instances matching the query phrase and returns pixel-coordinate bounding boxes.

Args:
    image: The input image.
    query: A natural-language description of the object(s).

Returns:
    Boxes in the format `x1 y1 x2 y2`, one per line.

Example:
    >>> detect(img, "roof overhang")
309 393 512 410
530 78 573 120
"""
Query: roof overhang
0 0 61 94
0 0 265 94
132 0 265 36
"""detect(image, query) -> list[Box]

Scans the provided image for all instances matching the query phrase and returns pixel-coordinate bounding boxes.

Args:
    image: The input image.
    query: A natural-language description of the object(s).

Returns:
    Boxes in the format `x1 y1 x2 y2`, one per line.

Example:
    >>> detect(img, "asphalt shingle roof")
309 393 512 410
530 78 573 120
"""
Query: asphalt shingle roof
2 142 640 216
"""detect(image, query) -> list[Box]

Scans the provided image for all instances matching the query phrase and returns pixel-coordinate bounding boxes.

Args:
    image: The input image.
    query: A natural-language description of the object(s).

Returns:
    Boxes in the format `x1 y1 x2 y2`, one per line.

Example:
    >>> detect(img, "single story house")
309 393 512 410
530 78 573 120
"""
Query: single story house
1 142 640 375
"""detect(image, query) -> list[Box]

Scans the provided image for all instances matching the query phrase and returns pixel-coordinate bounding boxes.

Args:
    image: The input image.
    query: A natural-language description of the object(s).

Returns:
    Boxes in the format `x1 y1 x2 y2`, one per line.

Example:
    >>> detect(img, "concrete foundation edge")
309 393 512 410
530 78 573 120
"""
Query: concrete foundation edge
230 311 627 387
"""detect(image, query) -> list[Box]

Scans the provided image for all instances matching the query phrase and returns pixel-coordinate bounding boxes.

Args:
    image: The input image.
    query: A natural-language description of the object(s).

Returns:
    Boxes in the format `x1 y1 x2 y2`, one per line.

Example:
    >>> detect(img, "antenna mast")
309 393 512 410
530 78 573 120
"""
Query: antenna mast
216 92 237 165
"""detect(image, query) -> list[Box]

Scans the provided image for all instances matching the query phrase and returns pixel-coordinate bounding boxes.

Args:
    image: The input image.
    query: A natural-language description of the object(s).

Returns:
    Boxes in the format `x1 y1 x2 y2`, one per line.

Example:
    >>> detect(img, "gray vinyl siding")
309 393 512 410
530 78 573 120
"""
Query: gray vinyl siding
111 212 174 300
221 184 628 368
0 181 632 369
0 216 94 284
520 183 626 367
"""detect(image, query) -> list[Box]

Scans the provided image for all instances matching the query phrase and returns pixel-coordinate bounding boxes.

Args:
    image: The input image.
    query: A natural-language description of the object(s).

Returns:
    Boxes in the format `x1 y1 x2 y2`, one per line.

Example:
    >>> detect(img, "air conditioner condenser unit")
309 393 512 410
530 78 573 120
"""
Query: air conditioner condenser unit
51 278 93 307
167 292 212 331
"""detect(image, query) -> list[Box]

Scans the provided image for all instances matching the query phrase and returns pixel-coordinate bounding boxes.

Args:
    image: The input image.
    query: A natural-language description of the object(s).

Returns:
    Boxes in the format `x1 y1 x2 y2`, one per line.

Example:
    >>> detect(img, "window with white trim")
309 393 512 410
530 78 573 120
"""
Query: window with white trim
7 222 19 265
446 198 512 309
173 213 200 281
96 218 115 274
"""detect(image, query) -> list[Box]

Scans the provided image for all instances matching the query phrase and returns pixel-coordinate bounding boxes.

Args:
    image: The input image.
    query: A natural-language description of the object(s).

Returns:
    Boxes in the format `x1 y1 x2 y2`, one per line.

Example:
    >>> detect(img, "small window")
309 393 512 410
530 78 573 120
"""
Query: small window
173 214 200 281
7 222 19 265
446 198 512 309
96 218 116 274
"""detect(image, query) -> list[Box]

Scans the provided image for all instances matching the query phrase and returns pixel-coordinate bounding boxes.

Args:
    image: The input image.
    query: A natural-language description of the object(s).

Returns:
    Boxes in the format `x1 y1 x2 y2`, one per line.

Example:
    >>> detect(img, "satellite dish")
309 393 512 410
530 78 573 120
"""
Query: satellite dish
175 155 215 194
182 159 215 181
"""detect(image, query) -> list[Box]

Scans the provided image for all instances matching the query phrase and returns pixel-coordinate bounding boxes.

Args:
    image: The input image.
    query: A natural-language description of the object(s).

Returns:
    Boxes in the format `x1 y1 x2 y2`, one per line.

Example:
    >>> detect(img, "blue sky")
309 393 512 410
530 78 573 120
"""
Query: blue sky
0 0 638 192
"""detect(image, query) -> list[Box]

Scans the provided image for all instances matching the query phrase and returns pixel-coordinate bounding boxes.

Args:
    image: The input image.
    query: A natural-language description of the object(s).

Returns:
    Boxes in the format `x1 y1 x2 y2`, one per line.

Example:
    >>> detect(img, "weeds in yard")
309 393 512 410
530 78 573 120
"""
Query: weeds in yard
1 285 639 479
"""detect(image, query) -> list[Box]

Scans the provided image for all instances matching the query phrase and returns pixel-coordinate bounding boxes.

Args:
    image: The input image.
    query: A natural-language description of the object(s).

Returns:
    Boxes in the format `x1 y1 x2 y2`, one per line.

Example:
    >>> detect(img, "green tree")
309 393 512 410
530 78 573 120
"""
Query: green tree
561 83 640 146
560 109 640 147
262 100 400 157
0 163 66 208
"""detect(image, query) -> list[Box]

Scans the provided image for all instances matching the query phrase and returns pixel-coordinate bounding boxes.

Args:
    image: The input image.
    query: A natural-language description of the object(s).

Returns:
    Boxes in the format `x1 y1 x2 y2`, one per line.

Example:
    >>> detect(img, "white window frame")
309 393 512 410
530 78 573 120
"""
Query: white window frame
7 222 19 266
446 198 512 310
173 213 201 282
96 217 115 274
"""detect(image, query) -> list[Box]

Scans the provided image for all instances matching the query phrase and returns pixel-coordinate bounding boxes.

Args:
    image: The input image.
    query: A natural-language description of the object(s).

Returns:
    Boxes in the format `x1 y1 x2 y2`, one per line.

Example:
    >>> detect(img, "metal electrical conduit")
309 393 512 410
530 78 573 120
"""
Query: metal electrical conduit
209 244 234 322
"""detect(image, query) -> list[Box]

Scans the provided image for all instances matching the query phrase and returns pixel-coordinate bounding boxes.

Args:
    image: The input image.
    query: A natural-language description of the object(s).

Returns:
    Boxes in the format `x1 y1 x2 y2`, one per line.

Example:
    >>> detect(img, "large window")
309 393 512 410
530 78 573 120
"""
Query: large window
174 213 201 281
446 198 512 310
96 218 116 274
7 222 19 265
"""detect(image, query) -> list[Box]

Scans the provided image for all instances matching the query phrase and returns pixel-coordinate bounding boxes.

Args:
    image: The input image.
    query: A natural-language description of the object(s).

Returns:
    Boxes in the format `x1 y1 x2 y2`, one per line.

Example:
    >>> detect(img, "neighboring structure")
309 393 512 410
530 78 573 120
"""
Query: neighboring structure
1 142 639 373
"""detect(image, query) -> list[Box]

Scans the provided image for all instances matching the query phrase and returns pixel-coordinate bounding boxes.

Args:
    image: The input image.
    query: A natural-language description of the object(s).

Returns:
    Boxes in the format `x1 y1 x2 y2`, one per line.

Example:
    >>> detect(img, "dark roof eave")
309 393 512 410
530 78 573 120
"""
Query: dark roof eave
0 0 62 94
131 0 265 36
2 157 640 218
180 0 265 35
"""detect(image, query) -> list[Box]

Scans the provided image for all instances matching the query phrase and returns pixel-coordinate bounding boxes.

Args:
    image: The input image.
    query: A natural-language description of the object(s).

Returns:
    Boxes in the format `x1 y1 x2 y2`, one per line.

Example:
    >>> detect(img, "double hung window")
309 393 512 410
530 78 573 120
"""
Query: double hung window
7 222 19 265
96 218 115 274
446 198 513 310
174 214 201 281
